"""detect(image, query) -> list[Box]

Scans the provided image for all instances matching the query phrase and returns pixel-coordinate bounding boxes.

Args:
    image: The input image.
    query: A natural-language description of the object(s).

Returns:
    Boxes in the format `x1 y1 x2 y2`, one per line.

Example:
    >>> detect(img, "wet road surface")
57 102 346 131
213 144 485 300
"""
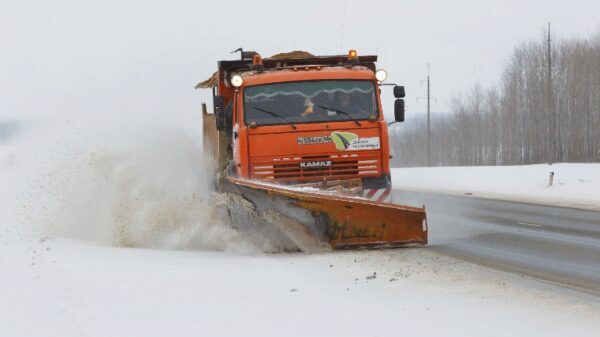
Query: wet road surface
393 190 600 295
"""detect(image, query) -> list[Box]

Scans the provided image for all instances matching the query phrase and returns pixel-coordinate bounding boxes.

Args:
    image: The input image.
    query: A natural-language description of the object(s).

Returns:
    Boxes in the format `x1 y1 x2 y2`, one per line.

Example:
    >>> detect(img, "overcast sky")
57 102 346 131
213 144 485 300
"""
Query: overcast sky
1 0 599 123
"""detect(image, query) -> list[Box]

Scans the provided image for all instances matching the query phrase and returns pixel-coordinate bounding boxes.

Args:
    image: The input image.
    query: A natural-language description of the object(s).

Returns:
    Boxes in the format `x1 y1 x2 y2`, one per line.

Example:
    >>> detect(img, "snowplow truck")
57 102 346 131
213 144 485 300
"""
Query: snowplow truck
197 50 427 249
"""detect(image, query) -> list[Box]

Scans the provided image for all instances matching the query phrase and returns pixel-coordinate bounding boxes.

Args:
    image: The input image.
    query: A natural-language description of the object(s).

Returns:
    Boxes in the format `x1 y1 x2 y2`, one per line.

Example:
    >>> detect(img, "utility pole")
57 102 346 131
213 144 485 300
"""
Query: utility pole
427 63 431 166
417 64 434 166
547 22 555 165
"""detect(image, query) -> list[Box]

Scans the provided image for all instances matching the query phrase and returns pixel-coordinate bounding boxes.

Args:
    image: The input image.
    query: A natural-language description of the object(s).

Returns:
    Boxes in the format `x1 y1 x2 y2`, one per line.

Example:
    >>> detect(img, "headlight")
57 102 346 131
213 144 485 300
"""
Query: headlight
375 69 387 82
230 74 244 87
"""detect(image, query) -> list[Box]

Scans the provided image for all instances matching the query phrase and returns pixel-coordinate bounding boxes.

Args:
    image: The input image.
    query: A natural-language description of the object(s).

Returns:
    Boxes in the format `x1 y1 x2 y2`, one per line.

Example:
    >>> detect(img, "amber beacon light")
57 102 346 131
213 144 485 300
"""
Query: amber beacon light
252 54 263 66
348 49 358 62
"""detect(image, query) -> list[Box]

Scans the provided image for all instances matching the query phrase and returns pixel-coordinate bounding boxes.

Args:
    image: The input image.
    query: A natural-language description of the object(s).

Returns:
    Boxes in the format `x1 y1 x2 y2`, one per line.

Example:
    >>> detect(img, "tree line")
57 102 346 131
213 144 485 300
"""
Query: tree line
391 30 600 167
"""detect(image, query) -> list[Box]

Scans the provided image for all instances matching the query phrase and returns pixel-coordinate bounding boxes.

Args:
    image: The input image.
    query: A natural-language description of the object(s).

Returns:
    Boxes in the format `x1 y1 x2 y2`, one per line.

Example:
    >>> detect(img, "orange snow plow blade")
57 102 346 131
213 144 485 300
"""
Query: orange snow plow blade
225 177 427 249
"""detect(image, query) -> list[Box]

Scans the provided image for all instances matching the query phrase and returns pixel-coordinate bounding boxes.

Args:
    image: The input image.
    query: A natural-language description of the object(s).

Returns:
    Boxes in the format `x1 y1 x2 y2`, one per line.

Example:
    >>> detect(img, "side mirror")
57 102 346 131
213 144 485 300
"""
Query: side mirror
393 86 406 98
394 99 405 122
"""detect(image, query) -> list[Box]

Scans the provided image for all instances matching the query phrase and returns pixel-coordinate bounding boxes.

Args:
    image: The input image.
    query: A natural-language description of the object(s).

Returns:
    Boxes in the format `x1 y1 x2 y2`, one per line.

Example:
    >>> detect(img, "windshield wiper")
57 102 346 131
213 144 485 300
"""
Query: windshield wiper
252 107 297 129
315 104 361 126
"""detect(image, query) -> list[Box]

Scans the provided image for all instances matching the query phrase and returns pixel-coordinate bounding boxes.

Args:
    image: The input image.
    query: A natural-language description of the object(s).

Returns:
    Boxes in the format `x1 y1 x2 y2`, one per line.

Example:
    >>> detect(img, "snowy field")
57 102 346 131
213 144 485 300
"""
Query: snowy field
392 164 600 210
2 140 600 336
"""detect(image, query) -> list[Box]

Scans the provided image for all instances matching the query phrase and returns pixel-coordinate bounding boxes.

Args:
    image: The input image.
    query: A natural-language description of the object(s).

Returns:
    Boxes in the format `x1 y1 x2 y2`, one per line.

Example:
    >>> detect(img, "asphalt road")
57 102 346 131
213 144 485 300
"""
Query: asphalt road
393 190 600 295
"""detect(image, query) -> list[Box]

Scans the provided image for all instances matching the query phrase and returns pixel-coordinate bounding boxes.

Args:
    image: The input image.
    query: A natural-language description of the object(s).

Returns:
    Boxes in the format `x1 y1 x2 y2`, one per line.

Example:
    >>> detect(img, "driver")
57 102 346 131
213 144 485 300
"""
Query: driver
301 97 315 116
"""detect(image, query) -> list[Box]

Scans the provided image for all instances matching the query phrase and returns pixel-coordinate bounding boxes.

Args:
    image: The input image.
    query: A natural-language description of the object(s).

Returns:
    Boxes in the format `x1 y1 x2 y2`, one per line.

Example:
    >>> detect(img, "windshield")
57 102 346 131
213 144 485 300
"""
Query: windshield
244 80 379 126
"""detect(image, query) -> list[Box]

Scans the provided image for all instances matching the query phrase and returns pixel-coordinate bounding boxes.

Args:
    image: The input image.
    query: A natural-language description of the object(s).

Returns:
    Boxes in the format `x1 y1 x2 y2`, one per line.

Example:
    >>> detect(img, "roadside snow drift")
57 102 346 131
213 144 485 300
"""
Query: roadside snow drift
392 164 600 210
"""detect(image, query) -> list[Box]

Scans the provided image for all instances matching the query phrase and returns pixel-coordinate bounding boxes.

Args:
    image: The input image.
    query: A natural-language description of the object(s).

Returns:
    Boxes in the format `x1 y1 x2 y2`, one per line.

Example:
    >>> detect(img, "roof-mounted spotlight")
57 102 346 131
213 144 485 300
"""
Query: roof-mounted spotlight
375 69 387 82
230 74 244 88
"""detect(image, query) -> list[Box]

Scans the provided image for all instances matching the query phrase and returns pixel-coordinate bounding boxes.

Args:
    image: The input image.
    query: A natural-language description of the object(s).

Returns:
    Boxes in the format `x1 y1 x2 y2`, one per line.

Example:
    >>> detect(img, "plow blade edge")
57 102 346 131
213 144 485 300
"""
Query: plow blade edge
226 177 427 249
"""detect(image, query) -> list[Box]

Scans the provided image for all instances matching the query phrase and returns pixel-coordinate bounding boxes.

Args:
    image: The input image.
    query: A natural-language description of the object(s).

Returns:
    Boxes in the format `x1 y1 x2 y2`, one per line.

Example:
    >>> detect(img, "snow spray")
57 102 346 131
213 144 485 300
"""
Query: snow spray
0 113 263 252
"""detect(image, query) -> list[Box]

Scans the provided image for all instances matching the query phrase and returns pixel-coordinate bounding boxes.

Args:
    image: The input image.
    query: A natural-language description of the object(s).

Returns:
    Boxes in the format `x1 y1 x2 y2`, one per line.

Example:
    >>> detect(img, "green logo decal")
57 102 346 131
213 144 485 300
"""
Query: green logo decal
331 131 358 150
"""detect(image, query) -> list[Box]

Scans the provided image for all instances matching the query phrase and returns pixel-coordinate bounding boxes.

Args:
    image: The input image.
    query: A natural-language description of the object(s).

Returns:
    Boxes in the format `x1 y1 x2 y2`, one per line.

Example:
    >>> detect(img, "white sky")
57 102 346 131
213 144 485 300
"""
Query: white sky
1 0 599 122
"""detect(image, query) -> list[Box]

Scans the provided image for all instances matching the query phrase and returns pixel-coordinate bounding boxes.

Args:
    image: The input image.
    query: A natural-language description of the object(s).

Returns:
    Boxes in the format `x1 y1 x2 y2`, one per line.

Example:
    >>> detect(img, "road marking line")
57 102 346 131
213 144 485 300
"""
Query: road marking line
517 222 543 228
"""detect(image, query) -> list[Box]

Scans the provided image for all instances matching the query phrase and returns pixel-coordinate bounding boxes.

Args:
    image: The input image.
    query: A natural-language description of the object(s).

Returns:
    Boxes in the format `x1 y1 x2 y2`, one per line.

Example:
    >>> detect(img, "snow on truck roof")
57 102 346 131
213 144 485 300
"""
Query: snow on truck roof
195 50 377 89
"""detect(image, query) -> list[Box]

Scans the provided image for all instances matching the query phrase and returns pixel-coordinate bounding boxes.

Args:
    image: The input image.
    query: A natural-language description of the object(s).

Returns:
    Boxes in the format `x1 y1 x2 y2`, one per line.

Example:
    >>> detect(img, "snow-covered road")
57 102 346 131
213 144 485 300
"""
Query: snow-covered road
2 238 599 337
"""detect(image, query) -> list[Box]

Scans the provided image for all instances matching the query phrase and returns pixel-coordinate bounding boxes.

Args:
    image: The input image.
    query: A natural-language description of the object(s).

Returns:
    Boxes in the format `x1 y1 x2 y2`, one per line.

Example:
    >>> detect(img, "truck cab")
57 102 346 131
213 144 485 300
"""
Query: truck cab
200 50 406 203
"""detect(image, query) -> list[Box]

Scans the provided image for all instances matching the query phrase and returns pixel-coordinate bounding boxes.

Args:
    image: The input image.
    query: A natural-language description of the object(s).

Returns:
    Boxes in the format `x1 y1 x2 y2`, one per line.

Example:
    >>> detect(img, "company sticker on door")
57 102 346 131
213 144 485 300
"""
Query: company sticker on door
297 132 380 151
331 132 380 151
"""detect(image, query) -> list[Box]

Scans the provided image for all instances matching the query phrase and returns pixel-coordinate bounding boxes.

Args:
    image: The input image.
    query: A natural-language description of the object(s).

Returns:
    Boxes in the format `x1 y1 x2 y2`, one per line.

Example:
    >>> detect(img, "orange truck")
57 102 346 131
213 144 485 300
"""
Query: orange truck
198 50 427 249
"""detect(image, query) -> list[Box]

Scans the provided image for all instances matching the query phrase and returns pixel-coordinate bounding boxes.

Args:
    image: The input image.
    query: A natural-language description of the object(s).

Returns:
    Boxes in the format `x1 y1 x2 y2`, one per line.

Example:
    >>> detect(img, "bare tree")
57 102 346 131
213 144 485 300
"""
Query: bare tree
392 30 600 167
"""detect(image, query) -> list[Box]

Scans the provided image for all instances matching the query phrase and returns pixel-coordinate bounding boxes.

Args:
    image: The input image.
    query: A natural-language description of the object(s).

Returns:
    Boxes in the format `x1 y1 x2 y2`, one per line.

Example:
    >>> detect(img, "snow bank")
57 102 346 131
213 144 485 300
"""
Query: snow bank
392 164 600 210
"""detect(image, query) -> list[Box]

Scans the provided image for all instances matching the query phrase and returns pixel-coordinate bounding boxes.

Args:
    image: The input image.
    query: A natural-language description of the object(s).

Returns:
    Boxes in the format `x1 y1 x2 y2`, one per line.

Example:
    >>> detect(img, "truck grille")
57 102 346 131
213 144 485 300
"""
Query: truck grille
251 153 381 182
